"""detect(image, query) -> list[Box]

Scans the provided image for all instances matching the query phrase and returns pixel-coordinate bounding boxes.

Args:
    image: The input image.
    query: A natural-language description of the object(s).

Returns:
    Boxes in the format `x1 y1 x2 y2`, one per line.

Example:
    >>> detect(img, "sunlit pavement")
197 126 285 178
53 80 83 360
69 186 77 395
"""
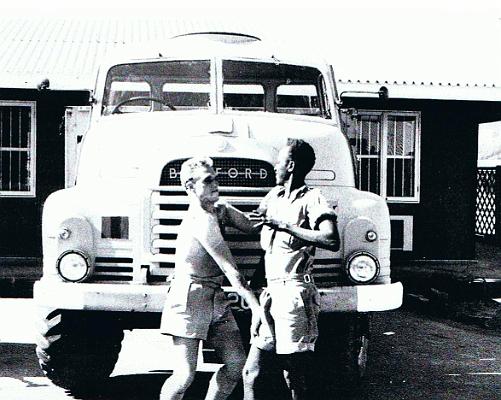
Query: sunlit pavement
1 297 500 400
0 298 218 399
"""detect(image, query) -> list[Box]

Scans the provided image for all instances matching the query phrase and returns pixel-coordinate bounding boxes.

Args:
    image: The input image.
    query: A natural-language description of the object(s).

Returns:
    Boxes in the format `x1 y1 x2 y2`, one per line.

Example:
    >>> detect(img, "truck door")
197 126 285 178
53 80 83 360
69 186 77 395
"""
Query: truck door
65 106 91 188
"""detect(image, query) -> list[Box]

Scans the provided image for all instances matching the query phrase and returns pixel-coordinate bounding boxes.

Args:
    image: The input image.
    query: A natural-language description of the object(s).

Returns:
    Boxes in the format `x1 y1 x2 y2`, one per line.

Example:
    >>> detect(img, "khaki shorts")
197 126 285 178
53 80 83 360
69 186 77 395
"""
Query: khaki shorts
160 275 239 341
252 278 320 354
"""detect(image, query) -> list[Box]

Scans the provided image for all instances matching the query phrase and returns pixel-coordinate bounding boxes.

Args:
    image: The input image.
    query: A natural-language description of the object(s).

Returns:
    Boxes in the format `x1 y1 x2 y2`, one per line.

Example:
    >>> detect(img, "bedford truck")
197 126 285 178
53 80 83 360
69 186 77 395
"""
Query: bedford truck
34 32 403 391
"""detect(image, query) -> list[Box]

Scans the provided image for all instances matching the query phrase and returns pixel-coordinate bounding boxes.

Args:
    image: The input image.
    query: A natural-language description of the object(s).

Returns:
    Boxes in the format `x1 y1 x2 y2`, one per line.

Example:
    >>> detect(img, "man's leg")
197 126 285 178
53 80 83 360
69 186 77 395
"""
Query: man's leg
160 336 200 400
205 329 246 400
281 352 315 400
242 344 278 400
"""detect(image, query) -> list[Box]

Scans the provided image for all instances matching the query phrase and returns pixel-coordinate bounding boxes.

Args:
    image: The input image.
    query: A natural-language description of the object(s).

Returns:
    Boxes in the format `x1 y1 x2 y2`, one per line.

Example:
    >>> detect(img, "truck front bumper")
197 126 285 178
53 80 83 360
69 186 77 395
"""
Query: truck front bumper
34 279 403 313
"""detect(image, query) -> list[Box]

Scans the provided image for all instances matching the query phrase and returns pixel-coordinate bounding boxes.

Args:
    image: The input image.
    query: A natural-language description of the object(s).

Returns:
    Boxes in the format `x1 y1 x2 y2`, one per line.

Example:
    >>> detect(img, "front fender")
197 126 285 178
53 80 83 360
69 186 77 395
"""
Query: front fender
42 189 95 279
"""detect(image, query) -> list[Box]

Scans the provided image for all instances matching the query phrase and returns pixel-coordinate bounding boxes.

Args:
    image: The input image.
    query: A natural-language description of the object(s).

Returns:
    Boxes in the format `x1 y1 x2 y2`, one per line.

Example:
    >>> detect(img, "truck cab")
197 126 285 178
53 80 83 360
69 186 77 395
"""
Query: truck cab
34 32 402 390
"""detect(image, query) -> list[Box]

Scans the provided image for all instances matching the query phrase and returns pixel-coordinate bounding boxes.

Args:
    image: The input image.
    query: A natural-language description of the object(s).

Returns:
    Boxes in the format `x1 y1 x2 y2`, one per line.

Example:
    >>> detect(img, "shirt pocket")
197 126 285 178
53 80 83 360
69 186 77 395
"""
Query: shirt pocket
288 234 307 251
287 215 309 251
260 226 274 250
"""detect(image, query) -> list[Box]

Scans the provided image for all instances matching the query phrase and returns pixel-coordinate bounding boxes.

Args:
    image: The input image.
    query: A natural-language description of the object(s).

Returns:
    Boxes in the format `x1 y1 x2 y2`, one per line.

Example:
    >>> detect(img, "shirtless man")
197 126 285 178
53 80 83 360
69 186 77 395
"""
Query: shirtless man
159 157 262 400
242 139 340 400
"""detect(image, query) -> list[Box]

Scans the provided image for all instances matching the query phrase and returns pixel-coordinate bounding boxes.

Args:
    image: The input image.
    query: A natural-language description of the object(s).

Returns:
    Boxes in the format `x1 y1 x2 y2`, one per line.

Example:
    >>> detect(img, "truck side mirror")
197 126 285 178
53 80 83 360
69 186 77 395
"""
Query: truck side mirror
337 86 390 106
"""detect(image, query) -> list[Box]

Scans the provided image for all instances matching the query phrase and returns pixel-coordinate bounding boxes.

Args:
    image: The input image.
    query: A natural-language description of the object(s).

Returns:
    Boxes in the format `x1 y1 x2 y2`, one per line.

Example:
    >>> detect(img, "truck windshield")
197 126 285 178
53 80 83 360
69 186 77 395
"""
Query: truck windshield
222 60 328 117
102 60 211 115
101 59 329 118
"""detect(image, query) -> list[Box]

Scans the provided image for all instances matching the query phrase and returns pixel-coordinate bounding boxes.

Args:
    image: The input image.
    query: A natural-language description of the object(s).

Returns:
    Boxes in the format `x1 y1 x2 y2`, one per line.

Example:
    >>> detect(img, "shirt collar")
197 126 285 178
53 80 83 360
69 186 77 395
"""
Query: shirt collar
277 185 309 201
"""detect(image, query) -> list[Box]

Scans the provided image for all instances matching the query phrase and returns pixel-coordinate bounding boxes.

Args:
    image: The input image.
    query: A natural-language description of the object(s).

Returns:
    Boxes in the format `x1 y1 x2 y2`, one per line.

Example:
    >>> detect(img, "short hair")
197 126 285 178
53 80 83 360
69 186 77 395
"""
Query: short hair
179 157 214 187
286 138 316 178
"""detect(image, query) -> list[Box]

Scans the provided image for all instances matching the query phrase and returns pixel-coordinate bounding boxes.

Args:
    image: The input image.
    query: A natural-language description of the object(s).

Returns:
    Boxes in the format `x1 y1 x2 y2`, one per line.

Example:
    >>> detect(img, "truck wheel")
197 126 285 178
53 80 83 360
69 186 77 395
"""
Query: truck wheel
341 313 370 384
35 310 124 390
314 313 371 391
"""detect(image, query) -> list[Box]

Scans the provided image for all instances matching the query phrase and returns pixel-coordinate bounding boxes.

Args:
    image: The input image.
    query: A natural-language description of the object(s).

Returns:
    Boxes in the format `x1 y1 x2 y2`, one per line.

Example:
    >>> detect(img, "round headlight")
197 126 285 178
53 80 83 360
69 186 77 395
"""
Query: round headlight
346 252 380 284
57 251 91 282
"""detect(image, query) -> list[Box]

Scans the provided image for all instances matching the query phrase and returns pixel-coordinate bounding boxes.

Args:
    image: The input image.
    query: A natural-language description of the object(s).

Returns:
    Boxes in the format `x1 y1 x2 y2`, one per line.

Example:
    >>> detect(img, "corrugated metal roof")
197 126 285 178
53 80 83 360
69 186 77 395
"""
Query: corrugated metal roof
0 17 253 90
1 17 501 102
337 80 501 102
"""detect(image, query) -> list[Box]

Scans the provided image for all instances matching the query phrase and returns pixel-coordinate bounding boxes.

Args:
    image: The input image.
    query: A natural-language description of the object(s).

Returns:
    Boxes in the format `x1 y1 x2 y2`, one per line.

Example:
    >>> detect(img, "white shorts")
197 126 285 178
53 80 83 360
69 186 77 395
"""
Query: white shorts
160 275 239 341
252 278 320 354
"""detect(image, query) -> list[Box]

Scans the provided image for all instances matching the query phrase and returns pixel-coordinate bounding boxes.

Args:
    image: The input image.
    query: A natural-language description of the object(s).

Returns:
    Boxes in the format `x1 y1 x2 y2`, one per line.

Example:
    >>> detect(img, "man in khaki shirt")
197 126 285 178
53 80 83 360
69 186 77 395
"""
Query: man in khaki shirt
243 139 340 400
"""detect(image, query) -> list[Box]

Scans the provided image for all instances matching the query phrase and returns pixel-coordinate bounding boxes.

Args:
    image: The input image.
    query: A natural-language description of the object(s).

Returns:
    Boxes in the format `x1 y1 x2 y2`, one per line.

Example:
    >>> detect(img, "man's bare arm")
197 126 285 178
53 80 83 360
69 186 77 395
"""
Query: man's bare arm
222 202 264 234
196 216 261 311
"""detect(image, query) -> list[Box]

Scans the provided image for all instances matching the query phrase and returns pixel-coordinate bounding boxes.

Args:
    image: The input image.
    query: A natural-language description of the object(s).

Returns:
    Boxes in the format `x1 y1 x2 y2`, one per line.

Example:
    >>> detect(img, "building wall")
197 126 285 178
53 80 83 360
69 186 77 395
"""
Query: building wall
0 88 89 259
342 97 501 263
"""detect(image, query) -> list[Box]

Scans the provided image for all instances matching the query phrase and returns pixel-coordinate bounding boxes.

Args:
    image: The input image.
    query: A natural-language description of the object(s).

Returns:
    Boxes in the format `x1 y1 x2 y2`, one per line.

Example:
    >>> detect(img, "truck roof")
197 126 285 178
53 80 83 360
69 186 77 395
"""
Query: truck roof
100 32 329 71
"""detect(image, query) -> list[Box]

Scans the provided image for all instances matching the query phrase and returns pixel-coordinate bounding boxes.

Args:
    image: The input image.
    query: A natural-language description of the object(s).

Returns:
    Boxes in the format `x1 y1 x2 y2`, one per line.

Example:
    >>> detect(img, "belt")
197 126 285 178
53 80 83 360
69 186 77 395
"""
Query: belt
168 274 224 289
267 273 313 285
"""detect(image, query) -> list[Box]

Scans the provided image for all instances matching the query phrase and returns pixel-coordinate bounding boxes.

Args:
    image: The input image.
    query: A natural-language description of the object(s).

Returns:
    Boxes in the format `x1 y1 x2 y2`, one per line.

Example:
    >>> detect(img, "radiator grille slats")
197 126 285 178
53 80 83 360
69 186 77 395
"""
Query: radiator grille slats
151 157 276 282
89 255 134 282
150 191 345 286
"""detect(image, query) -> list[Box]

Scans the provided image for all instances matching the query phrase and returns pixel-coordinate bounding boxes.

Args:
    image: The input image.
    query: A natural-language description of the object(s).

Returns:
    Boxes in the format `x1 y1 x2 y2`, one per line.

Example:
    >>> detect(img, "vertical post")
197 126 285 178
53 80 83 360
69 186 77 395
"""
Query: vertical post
496 166 501 245
64 106 91 188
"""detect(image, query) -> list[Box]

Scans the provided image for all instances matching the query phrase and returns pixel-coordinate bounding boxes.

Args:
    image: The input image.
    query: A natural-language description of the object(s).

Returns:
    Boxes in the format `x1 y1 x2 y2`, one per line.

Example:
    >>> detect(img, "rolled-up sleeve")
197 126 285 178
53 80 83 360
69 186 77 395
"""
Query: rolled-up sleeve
306 189 337 230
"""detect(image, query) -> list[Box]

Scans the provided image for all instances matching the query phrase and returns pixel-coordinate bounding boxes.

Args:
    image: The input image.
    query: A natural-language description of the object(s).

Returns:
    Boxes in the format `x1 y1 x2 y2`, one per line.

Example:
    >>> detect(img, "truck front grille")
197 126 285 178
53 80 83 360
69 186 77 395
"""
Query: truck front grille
149 190 345 287
151 158 344 286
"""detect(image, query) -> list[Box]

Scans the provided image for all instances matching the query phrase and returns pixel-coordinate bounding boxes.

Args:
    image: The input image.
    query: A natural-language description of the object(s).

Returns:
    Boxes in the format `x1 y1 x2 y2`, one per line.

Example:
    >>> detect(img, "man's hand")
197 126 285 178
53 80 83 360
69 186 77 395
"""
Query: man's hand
250 307 263 338
262 216 288 231
247 210 288 232
248 210 266 230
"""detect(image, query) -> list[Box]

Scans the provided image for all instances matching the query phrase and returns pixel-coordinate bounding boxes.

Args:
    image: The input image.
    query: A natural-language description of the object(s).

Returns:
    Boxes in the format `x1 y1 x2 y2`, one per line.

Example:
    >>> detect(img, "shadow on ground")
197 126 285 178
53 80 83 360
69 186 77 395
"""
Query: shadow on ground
66 371 359 400
66 373 289 400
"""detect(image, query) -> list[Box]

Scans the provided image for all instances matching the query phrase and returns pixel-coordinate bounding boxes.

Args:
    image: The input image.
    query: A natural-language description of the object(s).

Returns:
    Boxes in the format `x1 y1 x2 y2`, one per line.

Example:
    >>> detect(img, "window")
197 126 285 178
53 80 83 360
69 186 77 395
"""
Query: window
223 84 264 111
390 215 414 250
163 83 210 110
102 60 211 115
276 84 320 116
222 60 328 117
347 110 420 202
0 101 36 197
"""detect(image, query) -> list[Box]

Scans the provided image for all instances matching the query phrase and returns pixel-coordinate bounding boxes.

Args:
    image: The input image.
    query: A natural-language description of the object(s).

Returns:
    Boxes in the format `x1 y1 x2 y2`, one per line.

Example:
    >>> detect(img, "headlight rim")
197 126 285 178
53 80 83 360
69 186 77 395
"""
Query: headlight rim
345 251 380 285
56 250 92 283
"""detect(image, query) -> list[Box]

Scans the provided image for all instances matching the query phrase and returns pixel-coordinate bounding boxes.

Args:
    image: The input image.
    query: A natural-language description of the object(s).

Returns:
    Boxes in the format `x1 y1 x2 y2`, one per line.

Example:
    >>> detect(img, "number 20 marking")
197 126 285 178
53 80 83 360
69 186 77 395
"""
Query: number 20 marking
227 292 250 310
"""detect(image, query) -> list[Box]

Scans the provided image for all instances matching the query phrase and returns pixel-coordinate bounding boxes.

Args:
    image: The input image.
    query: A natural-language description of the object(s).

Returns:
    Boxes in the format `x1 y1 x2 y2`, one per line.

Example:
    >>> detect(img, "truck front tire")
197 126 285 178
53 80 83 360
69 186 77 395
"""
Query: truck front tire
314 313 370 391
35 309 124 390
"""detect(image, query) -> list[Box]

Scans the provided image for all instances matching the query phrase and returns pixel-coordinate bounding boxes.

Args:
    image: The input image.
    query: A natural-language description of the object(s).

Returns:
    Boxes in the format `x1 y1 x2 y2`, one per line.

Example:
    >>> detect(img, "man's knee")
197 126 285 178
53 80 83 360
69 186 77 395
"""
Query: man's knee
172 368 196 390
242 354 264 386
242 357 259 381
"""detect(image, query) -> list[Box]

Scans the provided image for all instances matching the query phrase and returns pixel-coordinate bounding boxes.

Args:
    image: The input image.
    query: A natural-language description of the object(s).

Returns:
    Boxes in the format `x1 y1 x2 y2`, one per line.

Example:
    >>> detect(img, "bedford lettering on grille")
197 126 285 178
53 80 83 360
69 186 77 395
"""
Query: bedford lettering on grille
169 167 268 180
160 158 275 187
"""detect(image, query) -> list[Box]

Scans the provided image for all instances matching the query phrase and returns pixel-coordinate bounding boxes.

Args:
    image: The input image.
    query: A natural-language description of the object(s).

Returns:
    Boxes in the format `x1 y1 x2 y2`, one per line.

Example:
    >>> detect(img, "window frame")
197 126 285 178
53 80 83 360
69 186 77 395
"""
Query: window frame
355 109 421 203
0 100 37 198
219 58 331 118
